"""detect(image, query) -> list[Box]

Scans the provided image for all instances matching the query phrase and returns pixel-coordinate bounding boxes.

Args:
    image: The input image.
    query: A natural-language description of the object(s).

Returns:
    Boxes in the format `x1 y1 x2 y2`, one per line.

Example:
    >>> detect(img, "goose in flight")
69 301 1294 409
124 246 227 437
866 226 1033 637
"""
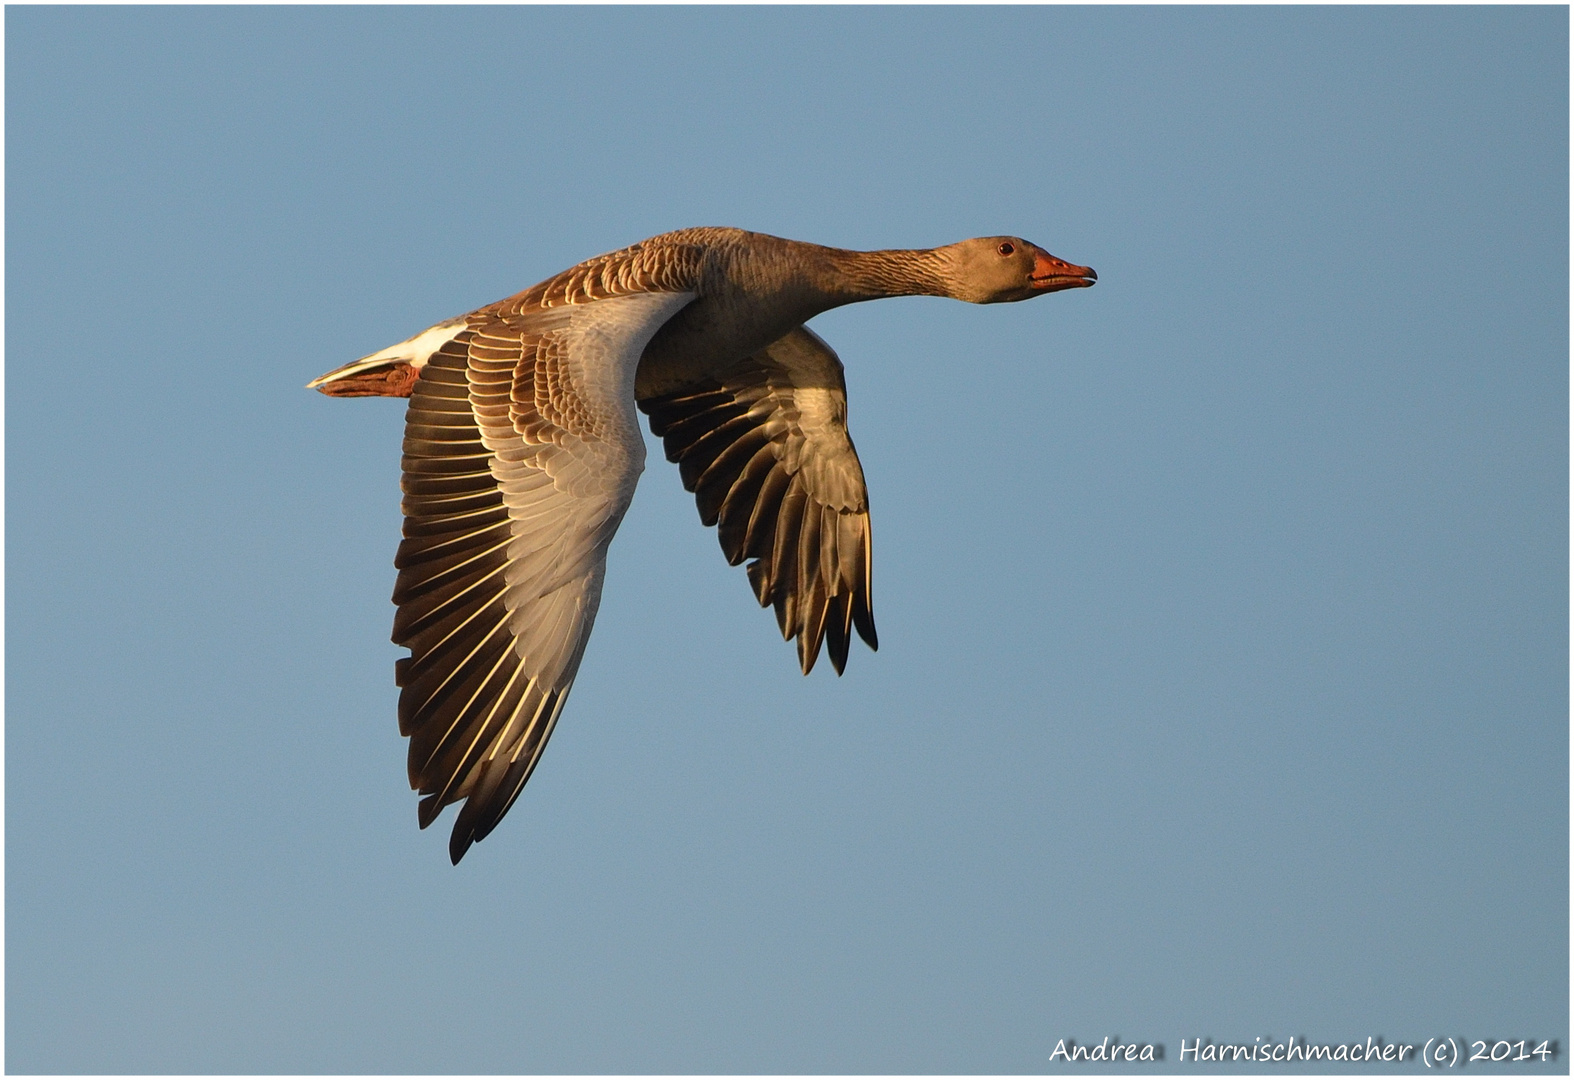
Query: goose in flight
309 227 1095 862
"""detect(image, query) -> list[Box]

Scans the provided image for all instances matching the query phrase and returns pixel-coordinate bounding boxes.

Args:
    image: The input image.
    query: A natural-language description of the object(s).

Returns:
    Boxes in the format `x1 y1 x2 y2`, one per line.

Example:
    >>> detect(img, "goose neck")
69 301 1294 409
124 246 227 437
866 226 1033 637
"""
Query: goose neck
818 246 953 304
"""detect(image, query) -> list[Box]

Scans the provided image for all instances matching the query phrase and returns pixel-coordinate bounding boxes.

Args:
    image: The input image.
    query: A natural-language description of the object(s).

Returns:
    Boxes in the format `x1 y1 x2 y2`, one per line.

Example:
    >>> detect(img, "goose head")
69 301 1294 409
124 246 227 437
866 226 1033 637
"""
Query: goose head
939 236 1097 304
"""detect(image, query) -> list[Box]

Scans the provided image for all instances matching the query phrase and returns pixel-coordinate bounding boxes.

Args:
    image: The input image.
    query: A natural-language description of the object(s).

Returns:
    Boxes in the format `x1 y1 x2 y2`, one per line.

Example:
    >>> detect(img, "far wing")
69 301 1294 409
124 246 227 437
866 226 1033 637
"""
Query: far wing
395 290 693 863
639 325 877 676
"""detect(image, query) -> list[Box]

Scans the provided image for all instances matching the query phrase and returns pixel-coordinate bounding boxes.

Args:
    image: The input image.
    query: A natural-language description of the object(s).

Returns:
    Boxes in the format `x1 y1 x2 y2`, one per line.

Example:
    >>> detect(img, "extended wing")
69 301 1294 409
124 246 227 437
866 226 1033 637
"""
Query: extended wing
640 326 877 676
395 291 693 862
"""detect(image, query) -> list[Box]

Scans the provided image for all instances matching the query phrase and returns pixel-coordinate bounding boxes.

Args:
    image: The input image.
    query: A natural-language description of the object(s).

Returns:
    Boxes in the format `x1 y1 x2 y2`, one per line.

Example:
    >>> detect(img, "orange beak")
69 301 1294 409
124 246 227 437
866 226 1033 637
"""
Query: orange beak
1030 249 1097 293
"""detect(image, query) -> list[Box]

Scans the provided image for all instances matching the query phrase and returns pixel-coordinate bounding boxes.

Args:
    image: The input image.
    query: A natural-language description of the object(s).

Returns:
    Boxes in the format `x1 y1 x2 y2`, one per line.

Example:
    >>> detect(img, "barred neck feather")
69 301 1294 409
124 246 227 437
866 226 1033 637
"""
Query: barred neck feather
817 246 953 304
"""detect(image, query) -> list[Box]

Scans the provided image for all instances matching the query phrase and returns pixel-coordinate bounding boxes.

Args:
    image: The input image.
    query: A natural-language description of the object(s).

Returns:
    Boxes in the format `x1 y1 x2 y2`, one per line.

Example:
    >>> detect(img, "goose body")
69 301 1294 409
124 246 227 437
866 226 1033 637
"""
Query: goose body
310 227 1094 862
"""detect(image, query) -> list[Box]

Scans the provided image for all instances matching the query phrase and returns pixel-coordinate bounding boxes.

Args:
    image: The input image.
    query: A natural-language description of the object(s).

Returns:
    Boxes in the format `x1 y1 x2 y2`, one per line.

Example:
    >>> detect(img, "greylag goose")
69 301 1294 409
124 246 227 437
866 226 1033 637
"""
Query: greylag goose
309 227 1095 863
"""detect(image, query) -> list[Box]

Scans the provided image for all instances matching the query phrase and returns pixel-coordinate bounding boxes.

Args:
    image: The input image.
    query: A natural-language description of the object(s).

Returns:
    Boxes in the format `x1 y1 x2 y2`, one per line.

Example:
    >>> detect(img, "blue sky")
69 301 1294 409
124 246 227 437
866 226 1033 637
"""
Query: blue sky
6 6 1566 1073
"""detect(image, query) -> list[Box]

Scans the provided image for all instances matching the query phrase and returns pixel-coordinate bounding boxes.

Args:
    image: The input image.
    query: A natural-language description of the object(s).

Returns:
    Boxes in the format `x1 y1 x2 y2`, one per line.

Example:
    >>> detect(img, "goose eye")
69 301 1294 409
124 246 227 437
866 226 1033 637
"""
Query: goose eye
997 242 1015 256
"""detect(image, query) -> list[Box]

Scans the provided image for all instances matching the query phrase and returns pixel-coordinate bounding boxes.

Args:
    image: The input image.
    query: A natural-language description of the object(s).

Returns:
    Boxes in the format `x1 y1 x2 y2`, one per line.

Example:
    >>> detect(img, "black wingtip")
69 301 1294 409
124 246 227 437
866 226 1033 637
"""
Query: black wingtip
826 594 852 675
417 793 442 829
852 603 878 652
797 629 819 676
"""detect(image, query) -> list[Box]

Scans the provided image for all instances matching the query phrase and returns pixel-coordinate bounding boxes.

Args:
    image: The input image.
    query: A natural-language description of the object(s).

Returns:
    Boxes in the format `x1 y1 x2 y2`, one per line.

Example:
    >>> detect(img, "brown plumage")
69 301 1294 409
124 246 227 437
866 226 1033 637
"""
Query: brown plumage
309 227 1094 862
640 325 876 675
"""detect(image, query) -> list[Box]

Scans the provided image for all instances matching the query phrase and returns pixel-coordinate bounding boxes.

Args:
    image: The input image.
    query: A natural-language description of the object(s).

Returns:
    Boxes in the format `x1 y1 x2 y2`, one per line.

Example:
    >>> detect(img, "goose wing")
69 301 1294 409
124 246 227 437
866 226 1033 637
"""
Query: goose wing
396 290 693 863
639 325 877 676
